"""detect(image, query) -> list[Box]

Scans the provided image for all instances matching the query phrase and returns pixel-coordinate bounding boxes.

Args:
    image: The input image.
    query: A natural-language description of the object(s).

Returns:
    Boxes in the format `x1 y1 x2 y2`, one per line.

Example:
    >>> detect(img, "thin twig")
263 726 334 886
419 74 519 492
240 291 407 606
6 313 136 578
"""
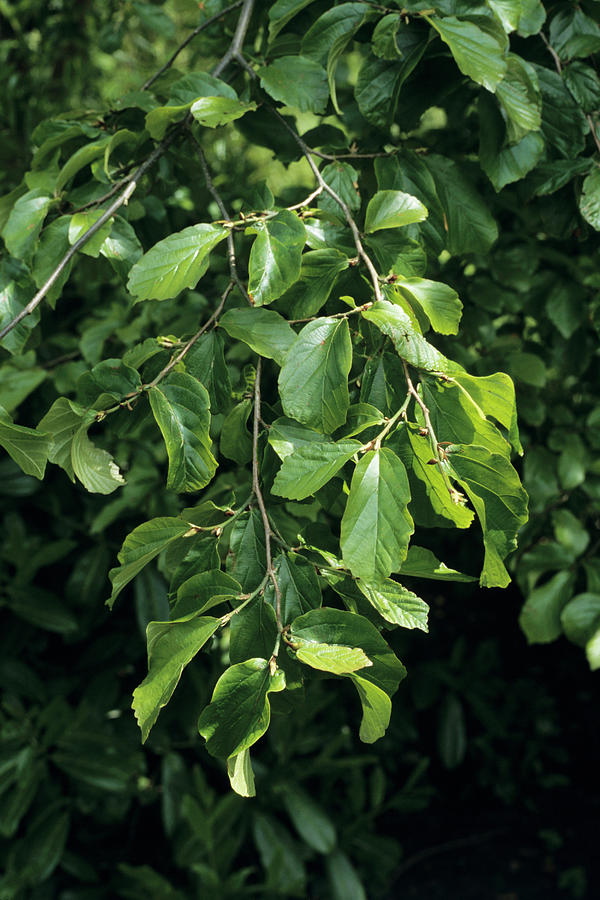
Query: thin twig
141 0 244 91
252 358 283 634
289 302 372 324
287 185 324 211
540 31 562 74
308 147 400 161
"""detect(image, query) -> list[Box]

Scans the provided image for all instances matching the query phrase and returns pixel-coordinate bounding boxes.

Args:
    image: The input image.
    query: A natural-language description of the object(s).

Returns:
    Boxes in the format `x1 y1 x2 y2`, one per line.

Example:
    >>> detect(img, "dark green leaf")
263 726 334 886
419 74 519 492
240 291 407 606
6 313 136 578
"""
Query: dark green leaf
220 307 296 365
265 553 322 624
258 57 329 114
282 787 336 853
0 407 50 479
172 570 241 619
519 571 575 644
220 399 253 465
184 331 231 414
427 15 507 91
227 510 267 592
230 597 278 664
272 439 360 500
278 248 349 318
247 209 306 306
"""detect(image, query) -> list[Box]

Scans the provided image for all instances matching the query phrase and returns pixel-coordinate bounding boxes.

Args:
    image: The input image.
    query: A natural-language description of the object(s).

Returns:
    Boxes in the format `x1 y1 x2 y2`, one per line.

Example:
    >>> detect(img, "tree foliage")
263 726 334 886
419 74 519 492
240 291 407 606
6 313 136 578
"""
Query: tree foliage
1 0 600 895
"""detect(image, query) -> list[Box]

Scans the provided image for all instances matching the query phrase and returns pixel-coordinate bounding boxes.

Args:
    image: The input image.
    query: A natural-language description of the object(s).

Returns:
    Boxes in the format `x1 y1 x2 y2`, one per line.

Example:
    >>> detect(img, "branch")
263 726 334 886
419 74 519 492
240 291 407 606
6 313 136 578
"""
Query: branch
212 0 255 79
140 0 244 91
252 358 283 635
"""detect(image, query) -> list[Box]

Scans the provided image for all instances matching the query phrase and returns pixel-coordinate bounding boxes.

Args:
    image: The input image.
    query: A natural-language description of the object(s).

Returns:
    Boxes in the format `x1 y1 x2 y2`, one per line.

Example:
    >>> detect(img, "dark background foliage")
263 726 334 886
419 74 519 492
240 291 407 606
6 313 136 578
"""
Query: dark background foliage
1 1 599 898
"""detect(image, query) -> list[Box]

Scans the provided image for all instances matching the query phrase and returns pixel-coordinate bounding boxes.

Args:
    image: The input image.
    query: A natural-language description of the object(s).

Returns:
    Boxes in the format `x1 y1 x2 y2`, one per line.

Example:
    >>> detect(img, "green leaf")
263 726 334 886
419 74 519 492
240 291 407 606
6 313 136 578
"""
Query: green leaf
190 96 257 128
580 167 600 232
230 596 278 664
422 379 511 458
127 224 228 302
398 545 477 582
519 571 575 644
372 13 402 58
269 416 333 459
55 137 110 191
220 307 296 365
302 3 371 65
341 448 414 582
247 209 306 306
108 517 192 608
279 317 352 433
362 301 459 374
357 578 429 631
563 61 600 113
450 371 522 455
71 420 125 494
68 210 114 257
295 642 372 675
561 594 600 647
289 607 406 696
488 0 522 33
169 72 237 105
2 189 53 260
437 693 466 769
479 94 545 191
282 787 336 854
448 444 529 588
392 276 462 335
278 248 349 319
184 331 231 414
227 510 267 592
227 750 256 798
349 675 392 745
145 102 195 140
549 7 600 61
258 57 329 114
149 372 217 493
171 570 241 619
198 659 286 758
133 616 220 742
424 155 499 255
495 55 542 143
318 162 360 221
426 15 507 92
100 216 143 279
0 406 50 479
220 399 253 465
265 554 322 625
365 190 428 233
272 439 360 500
31 215 73 306
37 397 85 481
268 0 320 40
0 363 45 413
535 65 588 159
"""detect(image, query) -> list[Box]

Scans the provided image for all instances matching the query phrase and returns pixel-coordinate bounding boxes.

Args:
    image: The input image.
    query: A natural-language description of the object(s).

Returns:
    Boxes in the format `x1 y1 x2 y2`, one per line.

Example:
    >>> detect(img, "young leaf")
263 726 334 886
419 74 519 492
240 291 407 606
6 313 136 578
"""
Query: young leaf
365 190 428 232
227 749 256 798
127 224 228 302
279 317 352 433
349 674 392 744
149 373 217 493
295 642 372 675
0 406 50 479
247 209 306 306
341 448 414 583
108 517 192 608
190 97 257 128
220 307 296 365
357 579 429 631
198 659 286 758
132 616 220 742
448 444 529 588
271 439 360 500
427 15 507 92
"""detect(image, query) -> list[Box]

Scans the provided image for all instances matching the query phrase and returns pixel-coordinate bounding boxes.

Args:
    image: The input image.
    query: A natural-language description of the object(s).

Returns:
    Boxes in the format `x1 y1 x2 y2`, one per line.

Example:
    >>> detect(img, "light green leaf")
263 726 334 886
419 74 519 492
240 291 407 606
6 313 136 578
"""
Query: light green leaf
362 301 460 374
2 189 53 259
227 749 256 798
450 371 522 454
71 421 125 495
372 13 402 58
247 209 306 306
258 57 329 114
149 372 217 493
519 571 575 644
133 616 220 742
561 594 600 647
272 440 360 500
295 642 372 675
190 96 257 128
289 607 406 696
496 55 541 143
220 307 296 365
518 0 546 37
0 406 50 479
365 190 428 232
341 448 414 583
427 15 507 92
171 569 241 620
349 675 392 744
424 155 499 255
145 102 195 140
279 317 352 433
168 72 237 105
37 397 85 481
399 545 477 582
108 517 192 608
392 276 462 335
448 444 529 588
357 578 428 631
282 787 337 853
488 0 522 33
198 659 286 758
268 416 333 460
580 167 600 232
68 210 114 257
127 224 228 302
